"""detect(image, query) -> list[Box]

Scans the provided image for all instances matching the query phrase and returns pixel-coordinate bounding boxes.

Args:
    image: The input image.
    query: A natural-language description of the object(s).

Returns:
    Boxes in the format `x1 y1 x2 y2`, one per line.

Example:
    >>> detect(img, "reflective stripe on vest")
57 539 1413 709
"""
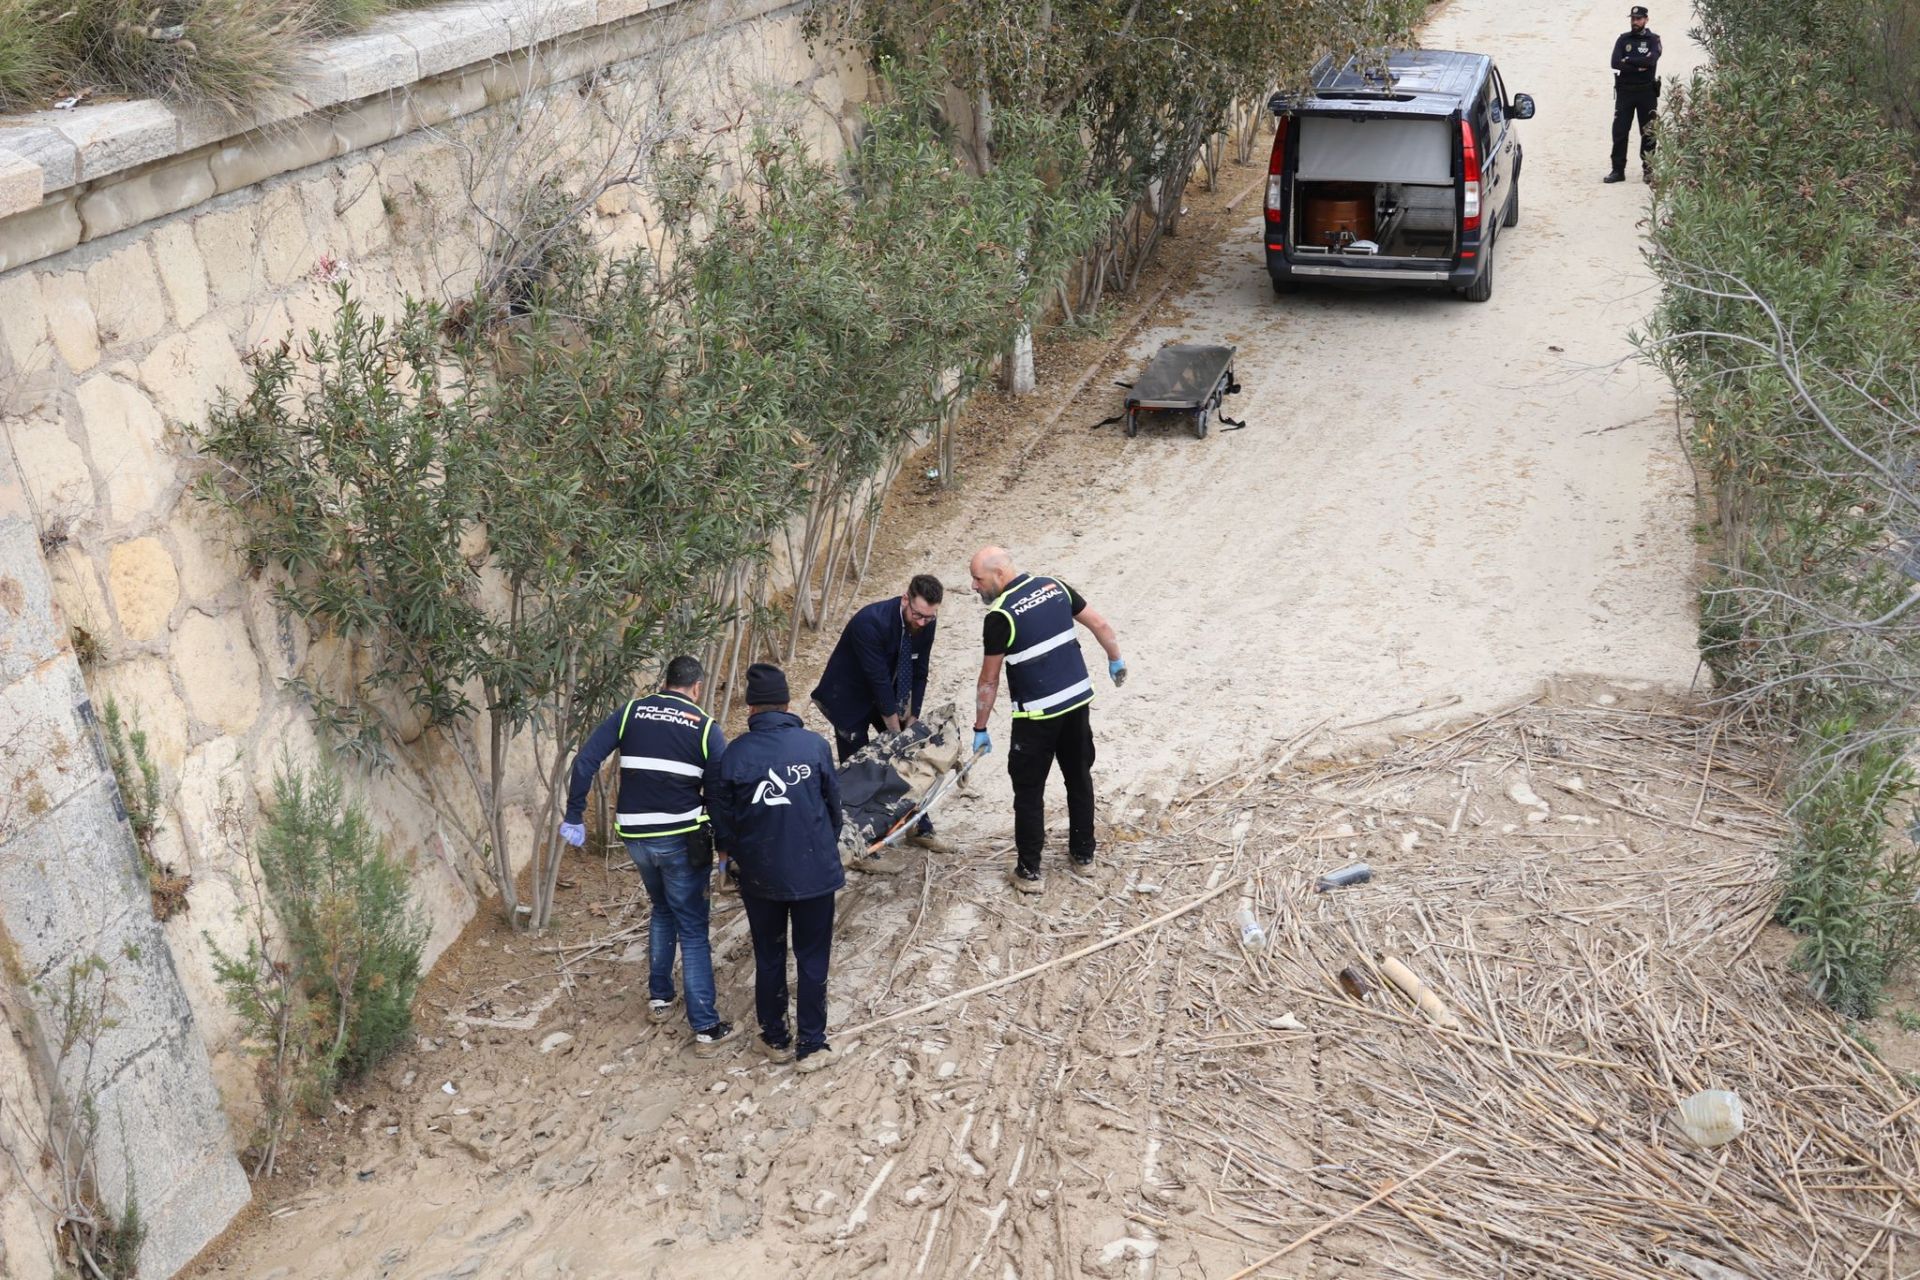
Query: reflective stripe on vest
990 574 1093 720
614 693 714 839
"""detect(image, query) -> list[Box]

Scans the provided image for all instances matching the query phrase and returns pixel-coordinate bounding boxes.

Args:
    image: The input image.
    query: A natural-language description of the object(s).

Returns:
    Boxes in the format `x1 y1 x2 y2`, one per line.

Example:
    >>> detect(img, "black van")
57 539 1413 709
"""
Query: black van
1263 50 1534 301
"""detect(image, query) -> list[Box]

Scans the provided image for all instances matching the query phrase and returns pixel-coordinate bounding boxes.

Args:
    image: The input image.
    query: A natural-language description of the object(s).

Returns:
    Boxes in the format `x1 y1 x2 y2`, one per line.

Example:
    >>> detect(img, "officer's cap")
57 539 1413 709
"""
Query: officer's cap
1629 5 1649 16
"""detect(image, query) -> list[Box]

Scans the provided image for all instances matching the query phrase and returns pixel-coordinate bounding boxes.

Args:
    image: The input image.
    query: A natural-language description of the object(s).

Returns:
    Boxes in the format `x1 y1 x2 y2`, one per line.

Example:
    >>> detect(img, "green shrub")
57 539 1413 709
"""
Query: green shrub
1778 725 1920 1019
256 763 426 1082
1646 0 1920 1015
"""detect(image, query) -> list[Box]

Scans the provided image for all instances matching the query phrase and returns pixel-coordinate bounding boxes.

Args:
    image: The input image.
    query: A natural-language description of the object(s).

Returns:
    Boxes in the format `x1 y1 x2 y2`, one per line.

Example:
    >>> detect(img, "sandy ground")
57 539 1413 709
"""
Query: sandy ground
181 2 1766 1278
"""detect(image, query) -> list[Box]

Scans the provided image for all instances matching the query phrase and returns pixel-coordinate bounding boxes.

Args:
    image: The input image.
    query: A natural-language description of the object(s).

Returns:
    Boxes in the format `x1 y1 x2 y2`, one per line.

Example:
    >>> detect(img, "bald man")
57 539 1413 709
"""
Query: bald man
968 546 1127 893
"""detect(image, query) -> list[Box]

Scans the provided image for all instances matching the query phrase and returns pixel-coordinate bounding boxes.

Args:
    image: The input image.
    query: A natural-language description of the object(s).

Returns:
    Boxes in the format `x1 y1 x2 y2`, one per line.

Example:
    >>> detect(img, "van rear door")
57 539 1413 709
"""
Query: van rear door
1280 111 1461 280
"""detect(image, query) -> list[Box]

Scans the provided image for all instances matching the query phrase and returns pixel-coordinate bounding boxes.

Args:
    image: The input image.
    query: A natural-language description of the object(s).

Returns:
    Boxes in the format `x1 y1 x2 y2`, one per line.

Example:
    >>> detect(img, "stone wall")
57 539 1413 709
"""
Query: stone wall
0 0 867 1273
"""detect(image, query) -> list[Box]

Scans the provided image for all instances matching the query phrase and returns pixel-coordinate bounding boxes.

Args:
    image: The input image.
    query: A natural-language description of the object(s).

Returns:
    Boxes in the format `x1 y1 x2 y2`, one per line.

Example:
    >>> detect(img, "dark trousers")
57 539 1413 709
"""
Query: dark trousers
741 891 836 1052
834 715 933 835
1009 704 1096 875
1611 83 1658 173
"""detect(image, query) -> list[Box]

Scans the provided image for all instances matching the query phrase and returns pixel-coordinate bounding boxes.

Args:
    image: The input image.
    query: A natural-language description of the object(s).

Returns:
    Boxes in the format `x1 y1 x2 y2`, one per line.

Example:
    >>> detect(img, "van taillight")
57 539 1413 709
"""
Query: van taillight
1265 118 1288 226
1460 120 1482 231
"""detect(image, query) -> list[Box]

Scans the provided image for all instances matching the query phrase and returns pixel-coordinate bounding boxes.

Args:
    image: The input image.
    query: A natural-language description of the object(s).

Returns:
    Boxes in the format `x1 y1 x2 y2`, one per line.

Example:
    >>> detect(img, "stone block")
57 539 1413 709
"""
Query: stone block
9 412 93 516
338 164 391 257
0 269 52 376
292 36 421 111
208 116 339 195
38 270 98 372
408 71 488 130
0 196 82 273
0 122 78 192
148 222 209 327
75 155 216 243
257 185 314 288
595 0 653 25
240 298 293 353
173 735 248 866
50 101 180 184
106 537 180 644
139 322 246 424
503 0 597 45
174 610 262 736
85 244 170 347
392 2 517 79
244 576 308 681
91 657 189 772
169 512 245 604
0 151 40 220
0 523 61 687
248 703 322 809
46 549 112 642
193 204 260 309
330 94 414 156
75 375 173 527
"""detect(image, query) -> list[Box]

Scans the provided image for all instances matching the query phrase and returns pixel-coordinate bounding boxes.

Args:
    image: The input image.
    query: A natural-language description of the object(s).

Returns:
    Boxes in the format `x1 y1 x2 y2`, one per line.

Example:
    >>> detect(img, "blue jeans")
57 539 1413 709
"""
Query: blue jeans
623 834 718 1031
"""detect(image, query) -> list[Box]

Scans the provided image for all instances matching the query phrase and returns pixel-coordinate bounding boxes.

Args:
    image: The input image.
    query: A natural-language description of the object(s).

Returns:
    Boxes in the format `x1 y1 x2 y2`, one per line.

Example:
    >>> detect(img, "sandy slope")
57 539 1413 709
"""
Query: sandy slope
187 3 1715 1278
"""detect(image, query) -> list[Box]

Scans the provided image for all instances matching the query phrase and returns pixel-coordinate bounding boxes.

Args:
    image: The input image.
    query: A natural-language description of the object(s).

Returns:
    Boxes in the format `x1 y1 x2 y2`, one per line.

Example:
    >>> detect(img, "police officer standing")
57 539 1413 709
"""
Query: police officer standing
705 664 846 1072
967 546 1127 895
1605 5 1663 183
560 655 735 1056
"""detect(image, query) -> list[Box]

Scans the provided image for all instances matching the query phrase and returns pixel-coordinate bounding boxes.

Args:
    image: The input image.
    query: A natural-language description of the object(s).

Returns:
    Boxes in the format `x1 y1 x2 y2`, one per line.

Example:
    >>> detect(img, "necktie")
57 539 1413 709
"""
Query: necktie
893 616 913 718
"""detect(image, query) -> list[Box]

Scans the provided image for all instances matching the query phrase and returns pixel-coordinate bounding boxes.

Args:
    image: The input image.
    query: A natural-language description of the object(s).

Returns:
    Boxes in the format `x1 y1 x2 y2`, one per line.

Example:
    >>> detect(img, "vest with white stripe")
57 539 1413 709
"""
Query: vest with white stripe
990 574 1093 720
614 693 715 839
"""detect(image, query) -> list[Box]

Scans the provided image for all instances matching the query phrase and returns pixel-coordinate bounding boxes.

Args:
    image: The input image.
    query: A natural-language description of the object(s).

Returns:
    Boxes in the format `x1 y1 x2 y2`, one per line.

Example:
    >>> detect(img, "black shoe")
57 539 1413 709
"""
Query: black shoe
1011 866 1044 895
1069 854 1095 878
1602 170 1626 184
761 1035 794 1064
692 1020 736 1057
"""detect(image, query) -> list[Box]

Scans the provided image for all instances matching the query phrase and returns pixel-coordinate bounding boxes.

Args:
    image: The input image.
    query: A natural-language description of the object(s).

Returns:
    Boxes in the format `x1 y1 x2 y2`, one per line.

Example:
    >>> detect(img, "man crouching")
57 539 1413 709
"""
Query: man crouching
705 663 845 1071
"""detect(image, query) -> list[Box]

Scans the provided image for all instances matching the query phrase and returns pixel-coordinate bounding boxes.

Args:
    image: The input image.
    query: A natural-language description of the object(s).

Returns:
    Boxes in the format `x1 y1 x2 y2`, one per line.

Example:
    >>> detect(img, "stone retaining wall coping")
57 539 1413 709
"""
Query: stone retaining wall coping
0 0 687 229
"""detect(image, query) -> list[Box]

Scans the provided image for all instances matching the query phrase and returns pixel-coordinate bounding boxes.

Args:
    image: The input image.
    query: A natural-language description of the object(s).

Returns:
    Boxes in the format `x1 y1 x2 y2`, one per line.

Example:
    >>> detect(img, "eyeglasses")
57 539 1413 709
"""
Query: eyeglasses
905 602 938 625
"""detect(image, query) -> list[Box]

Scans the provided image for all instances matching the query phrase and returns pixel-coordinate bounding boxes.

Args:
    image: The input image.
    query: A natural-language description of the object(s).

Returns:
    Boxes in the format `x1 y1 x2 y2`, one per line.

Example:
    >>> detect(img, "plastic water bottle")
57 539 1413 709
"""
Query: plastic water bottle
1315 862 1373 892
1234 902 1267 950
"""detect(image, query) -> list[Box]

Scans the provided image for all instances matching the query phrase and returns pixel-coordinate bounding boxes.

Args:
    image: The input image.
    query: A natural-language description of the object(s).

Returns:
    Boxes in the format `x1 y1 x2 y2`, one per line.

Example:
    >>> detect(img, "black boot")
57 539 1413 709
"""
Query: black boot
1602 170 1627 184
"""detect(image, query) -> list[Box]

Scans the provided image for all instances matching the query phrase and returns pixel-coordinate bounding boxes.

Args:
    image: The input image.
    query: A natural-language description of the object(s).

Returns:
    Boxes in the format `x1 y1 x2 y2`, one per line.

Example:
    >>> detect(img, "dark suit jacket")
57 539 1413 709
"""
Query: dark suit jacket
809 597 935 734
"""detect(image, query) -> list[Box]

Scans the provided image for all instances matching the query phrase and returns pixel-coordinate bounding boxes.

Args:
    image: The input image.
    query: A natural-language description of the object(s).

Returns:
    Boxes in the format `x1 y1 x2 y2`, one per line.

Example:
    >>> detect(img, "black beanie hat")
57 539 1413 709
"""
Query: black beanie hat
745 663 790 706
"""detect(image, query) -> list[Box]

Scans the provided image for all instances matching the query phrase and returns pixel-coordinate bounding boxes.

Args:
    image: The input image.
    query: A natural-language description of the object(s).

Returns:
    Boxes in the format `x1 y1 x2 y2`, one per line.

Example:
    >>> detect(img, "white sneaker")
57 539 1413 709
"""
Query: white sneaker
647 998 676 1025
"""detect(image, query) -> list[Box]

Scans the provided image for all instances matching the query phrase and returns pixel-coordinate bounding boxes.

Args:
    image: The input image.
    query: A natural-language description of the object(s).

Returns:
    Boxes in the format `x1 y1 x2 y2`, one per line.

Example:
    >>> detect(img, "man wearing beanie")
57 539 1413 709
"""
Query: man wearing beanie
705 663 846 1070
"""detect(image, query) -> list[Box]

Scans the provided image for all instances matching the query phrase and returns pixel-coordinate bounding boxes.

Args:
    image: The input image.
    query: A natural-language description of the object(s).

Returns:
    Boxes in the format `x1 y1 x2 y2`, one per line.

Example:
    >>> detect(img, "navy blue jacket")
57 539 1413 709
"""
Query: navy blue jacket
563 693 726 831
705 711 845 901
810 597 935 734
1611 29 1662 86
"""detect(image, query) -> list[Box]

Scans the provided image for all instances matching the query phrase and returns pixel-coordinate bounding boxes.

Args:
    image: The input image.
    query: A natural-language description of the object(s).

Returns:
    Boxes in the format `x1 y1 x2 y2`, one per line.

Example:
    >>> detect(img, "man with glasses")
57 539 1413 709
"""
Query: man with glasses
810 574 951 868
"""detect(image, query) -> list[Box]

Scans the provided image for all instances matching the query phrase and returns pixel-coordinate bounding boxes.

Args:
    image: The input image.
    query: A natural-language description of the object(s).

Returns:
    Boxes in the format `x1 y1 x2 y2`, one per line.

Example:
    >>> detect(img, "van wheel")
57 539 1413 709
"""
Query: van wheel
1462 244 1494 302
1270 275 1298 296
1504 178 1520 228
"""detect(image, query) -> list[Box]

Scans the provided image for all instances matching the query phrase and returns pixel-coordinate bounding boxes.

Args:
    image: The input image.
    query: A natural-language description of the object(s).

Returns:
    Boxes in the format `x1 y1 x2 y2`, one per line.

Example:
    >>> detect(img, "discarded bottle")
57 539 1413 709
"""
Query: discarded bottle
1675 1089 1744 1148
1234 904 1267 949
1316 862 1373 892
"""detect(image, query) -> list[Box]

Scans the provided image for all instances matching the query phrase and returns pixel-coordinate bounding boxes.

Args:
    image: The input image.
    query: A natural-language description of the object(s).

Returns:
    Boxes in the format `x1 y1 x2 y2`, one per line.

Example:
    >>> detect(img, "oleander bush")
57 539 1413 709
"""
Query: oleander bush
1645 0 1920 1013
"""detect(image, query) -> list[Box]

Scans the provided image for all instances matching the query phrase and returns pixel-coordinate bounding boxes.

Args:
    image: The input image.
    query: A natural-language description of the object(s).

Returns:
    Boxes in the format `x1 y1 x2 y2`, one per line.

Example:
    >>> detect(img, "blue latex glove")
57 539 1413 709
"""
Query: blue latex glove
1109 658 1128 687
559 821 586 848
972 729 993 756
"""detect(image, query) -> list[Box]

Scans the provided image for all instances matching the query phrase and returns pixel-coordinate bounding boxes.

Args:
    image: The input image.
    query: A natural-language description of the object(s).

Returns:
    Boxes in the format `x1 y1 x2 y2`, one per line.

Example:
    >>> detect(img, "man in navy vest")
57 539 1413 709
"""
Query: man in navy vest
560 655 735 1055
705 664 846 1071
967 546 1128 894
810 573 952 869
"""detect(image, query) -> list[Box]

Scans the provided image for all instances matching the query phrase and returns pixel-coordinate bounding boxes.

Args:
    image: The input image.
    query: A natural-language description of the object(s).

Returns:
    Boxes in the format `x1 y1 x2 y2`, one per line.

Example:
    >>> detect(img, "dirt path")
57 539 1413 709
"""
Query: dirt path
186 3 1744 1278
